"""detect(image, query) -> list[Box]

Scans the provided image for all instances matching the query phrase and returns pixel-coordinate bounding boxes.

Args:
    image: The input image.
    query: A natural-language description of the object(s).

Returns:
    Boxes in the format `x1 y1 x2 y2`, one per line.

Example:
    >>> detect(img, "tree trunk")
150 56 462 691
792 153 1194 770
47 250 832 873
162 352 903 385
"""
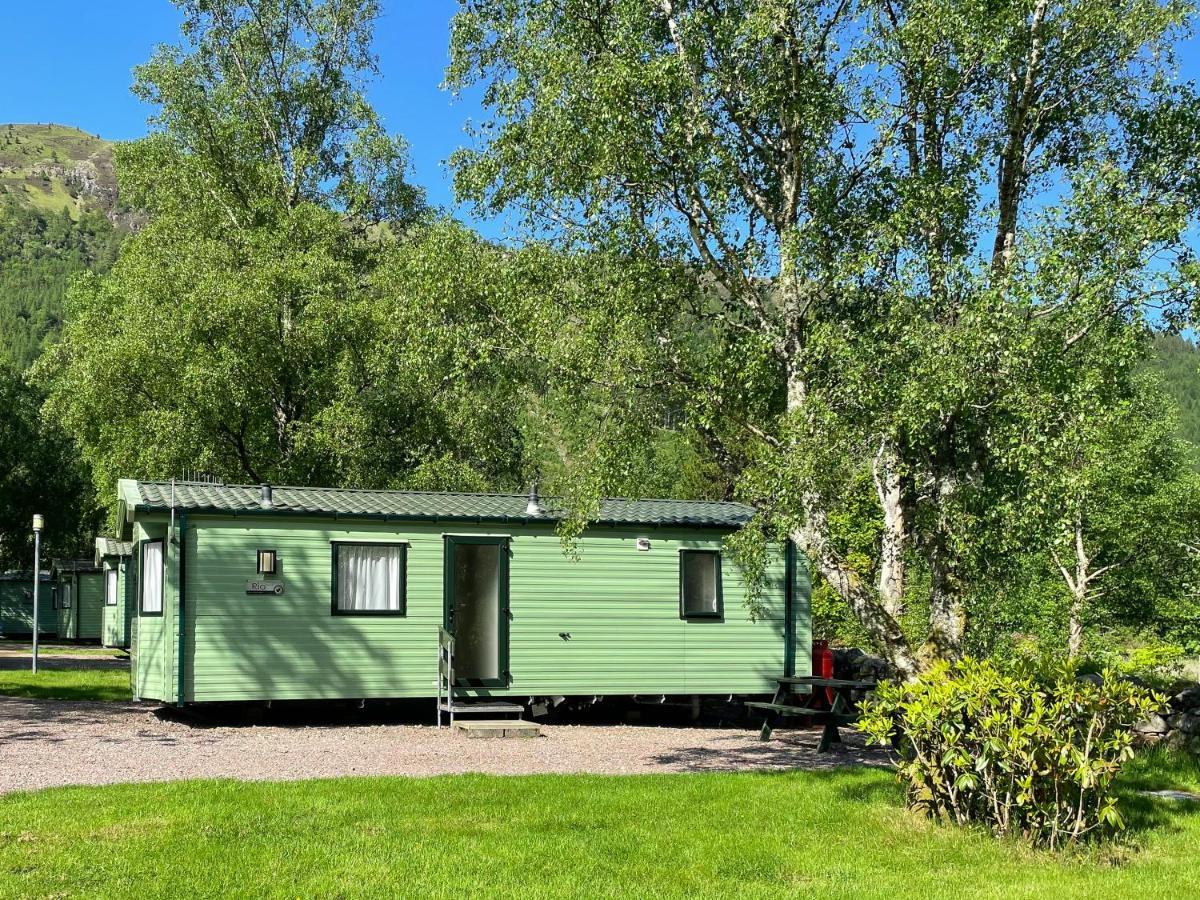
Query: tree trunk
1053 513 1093 661
1067 590 1085 660
918 472 966 664
921 539 966 664
991 0 1048 271
1066 514 1089 660
874 443 906 619
781 292 921 679
793 522 921 681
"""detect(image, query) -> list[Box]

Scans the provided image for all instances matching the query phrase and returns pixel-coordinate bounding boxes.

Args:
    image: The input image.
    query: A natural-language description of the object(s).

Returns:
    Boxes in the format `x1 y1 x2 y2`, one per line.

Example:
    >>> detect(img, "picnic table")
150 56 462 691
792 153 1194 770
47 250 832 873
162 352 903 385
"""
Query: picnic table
746 675 877 751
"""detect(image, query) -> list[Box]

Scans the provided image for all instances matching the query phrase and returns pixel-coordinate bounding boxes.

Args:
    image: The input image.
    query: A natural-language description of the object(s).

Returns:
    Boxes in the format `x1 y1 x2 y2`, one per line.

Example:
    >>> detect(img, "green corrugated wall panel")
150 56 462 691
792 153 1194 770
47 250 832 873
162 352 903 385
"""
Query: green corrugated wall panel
0 579 56 636
127 514 809 704
100 558 131 648
130 519 175 703
123 558 135 648
76 572 103 640
56 576 76 639
100 556 132 648
0 582 24 635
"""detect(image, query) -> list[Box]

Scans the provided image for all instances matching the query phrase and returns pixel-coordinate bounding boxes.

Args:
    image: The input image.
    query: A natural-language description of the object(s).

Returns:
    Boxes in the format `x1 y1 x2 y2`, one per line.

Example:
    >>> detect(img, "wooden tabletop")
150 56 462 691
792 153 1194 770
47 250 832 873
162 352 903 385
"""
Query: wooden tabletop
777 676 877 689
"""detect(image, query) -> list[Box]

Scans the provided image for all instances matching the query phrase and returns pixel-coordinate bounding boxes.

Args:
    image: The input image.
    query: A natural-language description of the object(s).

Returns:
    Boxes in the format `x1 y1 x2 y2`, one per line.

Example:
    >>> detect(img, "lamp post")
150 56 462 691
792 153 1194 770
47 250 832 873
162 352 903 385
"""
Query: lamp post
31 514 43 674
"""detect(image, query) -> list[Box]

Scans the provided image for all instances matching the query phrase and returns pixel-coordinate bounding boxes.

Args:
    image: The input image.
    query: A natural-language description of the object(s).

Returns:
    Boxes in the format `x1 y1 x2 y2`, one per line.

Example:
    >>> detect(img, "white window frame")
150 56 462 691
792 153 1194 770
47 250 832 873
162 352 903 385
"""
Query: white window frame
105 568 119 607
140 539 164 615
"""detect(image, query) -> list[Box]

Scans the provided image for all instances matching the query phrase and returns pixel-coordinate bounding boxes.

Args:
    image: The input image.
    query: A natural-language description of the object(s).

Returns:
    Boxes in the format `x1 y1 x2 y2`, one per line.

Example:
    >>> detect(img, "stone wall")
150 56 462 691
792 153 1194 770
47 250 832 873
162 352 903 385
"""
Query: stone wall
1135 684 1200 751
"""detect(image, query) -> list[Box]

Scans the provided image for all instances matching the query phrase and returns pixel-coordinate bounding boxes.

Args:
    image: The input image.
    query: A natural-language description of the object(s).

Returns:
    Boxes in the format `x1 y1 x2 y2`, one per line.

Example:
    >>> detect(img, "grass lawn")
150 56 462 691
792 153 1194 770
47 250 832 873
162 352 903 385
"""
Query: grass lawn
0 667 130 701
0 752 1196 898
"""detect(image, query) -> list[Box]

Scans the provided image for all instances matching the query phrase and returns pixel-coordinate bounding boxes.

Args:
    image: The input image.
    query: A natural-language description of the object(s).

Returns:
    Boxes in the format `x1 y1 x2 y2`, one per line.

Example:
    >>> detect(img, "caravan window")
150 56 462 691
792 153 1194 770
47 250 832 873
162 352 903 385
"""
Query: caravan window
679 550 723 620
105 569 118 606
141 540 164 615
61 583 72 609
332 543 406 615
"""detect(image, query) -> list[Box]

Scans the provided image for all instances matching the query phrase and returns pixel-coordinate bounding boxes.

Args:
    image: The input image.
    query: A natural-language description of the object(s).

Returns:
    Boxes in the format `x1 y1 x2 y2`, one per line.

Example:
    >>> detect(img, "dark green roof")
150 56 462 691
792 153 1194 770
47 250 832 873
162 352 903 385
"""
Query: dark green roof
124 481 754 529
50 558 101 576
95 537 133 564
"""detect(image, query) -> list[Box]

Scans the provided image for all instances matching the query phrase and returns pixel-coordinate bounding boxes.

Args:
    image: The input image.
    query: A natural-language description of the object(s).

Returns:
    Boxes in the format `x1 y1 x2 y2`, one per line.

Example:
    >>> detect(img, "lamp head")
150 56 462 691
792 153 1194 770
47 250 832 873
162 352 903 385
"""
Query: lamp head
32 514 44 533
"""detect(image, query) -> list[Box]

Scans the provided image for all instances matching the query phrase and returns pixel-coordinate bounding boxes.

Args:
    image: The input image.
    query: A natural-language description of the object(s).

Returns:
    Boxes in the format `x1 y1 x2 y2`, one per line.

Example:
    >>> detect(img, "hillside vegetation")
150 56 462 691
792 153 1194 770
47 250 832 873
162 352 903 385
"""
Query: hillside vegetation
0 124 118 219
1151 332 1200 456
0 124 127 370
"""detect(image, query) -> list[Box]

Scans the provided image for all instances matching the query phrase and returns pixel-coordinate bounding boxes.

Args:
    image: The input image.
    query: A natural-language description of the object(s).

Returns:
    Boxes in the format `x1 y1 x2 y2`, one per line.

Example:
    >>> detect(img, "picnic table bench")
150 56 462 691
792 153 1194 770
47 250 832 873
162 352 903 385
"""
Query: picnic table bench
746 675 877 751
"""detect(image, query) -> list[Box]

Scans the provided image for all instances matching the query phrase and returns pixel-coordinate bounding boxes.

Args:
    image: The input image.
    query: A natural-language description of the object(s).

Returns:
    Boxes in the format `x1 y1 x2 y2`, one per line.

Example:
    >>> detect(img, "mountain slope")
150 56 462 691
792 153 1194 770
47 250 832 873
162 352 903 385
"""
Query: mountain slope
0 124 129 370
1151 332 1200 455
0 124 119 219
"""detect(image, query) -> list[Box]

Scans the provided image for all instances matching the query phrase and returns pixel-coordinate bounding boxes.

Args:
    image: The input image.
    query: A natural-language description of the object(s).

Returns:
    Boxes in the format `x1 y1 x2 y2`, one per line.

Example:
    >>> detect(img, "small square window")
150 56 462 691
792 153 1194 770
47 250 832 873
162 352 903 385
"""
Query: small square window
680 550 723 619
332 543 406 616
257 549 278 576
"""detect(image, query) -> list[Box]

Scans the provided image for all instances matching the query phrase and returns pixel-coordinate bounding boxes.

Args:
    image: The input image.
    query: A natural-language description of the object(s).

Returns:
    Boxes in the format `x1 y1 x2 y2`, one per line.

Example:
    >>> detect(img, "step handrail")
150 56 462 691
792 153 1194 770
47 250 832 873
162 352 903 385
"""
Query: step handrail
437 626 454 728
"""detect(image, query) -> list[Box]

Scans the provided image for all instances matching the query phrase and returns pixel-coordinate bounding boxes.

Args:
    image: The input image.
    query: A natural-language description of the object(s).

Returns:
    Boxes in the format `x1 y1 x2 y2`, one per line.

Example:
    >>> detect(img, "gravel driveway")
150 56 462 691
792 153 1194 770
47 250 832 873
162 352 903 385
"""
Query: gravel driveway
0 696 889 794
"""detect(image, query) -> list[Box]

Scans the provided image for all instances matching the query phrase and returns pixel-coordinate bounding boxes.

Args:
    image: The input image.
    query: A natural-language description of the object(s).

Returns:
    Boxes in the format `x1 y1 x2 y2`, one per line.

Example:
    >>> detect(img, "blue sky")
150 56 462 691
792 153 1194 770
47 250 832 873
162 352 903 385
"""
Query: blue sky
1 1 1197 244
0 1 492 227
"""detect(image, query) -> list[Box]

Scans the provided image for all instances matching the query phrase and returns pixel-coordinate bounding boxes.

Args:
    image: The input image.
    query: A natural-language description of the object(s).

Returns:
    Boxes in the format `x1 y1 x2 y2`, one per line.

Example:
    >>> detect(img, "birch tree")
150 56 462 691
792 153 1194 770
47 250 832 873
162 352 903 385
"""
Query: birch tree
449 0 1200 675
1035 374 1200 658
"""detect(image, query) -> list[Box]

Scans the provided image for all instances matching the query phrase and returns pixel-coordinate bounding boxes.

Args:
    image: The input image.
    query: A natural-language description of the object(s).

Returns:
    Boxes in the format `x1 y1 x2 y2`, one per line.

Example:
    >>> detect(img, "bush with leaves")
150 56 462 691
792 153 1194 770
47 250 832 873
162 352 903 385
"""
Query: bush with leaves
858 659 1159 849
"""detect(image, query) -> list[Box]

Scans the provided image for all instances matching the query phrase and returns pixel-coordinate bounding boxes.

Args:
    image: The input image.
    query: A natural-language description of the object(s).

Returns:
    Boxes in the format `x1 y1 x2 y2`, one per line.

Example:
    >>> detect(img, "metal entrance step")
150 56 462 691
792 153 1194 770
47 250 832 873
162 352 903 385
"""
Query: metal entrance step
437 700 525 716
437 626 526 727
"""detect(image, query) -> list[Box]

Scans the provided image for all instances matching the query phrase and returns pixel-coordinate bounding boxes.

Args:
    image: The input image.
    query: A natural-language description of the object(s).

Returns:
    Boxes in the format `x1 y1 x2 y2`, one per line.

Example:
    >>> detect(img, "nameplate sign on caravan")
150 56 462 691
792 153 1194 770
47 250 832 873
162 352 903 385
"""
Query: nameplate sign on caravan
246 580 284 595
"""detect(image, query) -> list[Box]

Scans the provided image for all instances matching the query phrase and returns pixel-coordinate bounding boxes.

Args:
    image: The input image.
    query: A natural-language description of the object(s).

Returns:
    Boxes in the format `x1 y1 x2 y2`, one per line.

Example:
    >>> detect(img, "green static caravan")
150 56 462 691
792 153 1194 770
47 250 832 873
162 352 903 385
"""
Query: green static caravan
0 572 56 638
115 479 811 706
95 538 134 649
50 559 104 641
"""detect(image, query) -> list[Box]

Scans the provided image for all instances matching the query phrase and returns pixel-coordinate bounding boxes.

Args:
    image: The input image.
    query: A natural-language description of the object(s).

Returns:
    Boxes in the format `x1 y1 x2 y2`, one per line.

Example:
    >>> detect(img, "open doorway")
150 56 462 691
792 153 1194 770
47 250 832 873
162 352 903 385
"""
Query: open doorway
443 536 509 688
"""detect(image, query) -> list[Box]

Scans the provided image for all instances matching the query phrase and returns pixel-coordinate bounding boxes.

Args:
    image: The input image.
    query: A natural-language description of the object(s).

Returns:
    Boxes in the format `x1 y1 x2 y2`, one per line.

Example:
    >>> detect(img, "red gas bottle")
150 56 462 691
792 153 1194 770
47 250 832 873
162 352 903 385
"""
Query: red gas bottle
812 639 835 707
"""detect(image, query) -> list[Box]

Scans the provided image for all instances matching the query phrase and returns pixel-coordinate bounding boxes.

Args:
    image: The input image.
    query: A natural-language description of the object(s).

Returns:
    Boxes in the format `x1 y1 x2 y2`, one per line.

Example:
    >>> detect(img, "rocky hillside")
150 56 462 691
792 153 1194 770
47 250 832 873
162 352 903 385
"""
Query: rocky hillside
0 125 131 370
0 124 126 222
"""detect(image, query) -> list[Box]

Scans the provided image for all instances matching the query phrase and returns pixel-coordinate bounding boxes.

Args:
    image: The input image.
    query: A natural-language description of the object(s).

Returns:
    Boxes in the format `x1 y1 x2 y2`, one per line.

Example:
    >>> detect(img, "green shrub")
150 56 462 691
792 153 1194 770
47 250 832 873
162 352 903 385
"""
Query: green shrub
858 658 1160 849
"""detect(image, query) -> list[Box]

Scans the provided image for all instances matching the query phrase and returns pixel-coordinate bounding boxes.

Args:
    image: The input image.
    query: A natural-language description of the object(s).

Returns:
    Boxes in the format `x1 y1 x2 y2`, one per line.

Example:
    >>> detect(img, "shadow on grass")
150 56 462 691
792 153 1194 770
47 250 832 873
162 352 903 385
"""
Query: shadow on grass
1116 748 1200 838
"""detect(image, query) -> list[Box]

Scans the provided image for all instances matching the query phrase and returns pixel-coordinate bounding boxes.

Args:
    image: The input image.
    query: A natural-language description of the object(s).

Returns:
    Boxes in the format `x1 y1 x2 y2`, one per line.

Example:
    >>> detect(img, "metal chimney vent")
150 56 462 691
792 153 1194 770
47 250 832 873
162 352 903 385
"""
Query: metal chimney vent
260 484 273 508
525 482 543 516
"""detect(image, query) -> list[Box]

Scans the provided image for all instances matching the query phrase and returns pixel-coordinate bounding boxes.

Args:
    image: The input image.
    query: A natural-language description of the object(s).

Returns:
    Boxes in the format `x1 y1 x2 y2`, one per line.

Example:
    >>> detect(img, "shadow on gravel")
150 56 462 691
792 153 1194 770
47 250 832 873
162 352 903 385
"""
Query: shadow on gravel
0 656 129 671
650 730 892 773
0 699 143 743
150 695 770 732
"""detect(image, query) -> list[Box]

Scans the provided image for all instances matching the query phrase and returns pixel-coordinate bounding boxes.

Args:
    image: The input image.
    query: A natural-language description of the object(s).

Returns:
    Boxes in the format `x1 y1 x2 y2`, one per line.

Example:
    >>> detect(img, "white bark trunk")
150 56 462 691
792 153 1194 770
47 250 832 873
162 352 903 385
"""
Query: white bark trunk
786 367 920 679
873 443 906 619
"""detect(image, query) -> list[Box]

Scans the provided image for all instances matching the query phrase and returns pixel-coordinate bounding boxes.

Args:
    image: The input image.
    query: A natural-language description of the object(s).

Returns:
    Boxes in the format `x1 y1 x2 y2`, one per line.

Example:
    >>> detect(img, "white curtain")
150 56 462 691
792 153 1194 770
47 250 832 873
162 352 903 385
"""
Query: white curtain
682 553 720 616
106 569 118 606
142 541 163 613
338 545 401 611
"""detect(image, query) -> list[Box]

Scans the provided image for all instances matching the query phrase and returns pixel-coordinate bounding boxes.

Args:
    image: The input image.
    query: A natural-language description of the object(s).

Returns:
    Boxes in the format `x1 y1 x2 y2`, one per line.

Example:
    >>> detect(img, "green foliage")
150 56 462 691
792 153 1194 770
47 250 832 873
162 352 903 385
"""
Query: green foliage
0 199 121 370
859 659 1160 849
123 0 425 227
37 0 458 508
0 364 100 568
1150 332 1200 459
447 0 1200 674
